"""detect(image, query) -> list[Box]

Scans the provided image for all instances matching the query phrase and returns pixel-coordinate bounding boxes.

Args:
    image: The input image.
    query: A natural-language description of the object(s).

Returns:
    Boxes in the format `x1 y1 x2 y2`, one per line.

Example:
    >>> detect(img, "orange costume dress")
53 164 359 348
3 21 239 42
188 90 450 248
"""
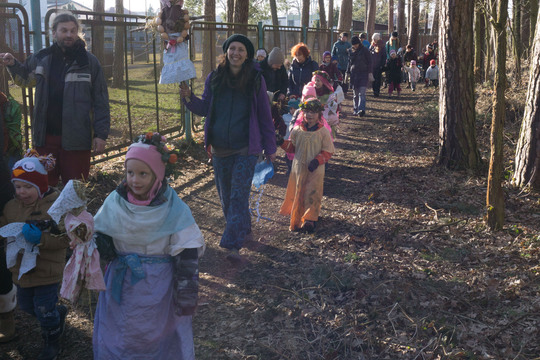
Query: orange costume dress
279 119 334 230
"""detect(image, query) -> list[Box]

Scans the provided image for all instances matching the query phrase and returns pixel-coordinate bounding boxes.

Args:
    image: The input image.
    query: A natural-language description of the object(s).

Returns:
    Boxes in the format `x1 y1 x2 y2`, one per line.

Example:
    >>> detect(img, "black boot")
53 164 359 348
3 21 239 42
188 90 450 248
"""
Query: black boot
38 305 67 360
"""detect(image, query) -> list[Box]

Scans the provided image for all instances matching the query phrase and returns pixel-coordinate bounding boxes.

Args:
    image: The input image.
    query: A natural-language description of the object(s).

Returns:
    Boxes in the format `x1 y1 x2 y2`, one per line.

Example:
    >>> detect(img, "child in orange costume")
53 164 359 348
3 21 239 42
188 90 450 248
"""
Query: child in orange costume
278 98 334 232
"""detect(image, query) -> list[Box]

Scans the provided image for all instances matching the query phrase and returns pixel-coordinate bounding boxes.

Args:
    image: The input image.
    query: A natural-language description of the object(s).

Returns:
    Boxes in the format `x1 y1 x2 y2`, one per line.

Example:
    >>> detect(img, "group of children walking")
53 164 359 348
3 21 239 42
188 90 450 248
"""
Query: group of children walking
0 34 440 359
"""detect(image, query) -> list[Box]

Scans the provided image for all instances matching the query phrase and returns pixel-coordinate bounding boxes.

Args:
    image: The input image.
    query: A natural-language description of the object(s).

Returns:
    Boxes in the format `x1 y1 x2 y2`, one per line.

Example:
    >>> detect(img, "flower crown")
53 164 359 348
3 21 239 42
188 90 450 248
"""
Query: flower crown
133 132 179 170
312 70 331 83
299 98 324 113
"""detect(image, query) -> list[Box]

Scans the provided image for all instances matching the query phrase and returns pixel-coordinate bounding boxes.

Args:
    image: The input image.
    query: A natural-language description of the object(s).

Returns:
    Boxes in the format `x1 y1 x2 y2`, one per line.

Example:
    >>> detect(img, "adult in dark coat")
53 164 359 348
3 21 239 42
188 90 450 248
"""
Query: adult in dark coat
288 43 319 97
260 47 288 100
369 36 386 97
347 36 373 116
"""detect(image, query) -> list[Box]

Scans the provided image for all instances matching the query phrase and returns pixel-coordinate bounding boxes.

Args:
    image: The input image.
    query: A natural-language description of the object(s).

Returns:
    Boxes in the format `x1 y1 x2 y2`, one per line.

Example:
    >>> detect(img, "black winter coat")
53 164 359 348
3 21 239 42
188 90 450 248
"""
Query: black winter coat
288 57 319 97
260 58 288 97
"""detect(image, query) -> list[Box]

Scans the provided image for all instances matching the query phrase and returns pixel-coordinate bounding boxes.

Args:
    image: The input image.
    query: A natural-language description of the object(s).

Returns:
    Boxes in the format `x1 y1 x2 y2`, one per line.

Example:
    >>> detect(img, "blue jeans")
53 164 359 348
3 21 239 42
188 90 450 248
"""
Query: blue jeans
212 154 257 250
17 283 61 329
353 86 367 111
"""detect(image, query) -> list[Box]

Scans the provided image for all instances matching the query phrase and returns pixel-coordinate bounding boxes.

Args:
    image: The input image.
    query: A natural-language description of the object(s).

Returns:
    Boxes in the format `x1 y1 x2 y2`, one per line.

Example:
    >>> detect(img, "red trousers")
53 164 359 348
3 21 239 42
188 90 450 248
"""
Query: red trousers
36 135 91 186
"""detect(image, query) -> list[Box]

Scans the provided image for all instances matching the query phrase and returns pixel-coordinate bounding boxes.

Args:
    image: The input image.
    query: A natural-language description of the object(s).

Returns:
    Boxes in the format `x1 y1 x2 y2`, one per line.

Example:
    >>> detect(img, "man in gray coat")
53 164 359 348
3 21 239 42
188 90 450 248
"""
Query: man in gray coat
0 11 110 186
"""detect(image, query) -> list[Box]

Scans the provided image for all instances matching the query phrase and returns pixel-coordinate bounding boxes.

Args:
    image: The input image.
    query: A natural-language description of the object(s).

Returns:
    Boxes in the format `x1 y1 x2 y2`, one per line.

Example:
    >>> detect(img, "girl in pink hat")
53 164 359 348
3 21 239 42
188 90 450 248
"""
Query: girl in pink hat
92 133 205 359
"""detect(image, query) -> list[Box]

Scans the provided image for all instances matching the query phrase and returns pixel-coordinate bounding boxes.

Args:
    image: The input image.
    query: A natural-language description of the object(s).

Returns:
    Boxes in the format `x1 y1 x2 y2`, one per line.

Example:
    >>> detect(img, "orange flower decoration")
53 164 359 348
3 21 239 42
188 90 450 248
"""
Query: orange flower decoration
145 132 153 140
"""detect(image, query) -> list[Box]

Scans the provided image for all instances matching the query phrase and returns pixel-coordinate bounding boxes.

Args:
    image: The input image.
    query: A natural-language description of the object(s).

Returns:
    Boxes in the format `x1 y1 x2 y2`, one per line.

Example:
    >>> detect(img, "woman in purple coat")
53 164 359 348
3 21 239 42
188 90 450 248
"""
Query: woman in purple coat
180 34 277 263
347 36 373 116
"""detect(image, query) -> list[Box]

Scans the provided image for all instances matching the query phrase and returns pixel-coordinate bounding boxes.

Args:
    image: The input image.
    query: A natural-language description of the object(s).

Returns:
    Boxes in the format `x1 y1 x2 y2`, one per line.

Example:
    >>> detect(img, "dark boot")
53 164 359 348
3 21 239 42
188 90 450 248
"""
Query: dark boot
37 305 68 360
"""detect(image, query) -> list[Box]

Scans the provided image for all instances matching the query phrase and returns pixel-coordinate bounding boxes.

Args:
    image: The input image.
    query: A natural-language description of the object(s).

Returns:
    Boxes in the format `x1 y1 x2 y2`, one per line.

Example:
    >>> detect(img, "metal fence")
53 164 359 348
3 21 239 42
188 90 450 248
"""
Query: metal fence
2 6 437 164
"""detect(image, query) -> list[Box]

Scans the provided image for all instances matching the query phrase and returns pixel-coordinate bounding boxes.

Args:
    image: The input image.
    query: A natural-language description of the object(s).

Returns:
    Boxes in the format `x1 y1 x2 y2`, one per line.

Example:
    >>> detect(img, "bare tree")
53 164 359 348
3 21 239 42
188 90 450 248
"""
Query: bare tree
397 0 406 44
521 0 530 57
93 0 105 67
408 0 420 50
227 0 234 23
270 0 281 47
513 10 540 189
388 0 395 34
486 0 508 230
431 0 439 35
112 0 125 88
366 0 376 38
438 0 482 171
531 0 538 48
233 0 249 34
512 0 521 84
301 0 310 28
337 0 353 32
202 0 216 79
474 0 485 82
423 1 430 34
328 0 334 30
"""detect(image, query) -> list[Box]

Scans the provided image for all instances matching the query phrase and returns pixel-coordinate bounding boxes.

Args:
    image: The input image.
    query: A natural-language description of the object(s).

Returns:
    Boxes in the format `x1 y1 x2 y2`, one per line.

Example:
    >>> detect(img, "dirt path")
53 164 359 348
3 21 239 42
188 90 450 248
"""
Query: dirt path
2 85 539 360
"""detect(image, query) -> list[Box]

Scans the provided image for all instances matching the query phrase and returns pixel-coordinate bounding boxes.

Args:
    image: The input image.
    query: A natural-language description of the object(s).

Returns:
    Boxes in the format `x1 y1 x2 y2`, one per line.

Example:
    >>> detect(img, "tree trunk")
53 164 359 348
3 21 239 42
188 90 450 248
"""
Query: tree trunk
227 0 234 23
301 0 310 28
531 0 538 49
474 1 485 82
112 0 125 88
423 3 430 34
513 10 540 189
521 0 530 57
328 0 334 30
93 0 105 68
388 0 394 33
408 0 420 50
397 0 406 44
328 0 334 50
484 2 493 83
233 0 249 34
431 0 439 35
486 0 508 230
318 0 327 28
337 0 353 33
366 0 376 38
270 0 280 47
512 0 521 84
438 0 482 170
202 0 216 80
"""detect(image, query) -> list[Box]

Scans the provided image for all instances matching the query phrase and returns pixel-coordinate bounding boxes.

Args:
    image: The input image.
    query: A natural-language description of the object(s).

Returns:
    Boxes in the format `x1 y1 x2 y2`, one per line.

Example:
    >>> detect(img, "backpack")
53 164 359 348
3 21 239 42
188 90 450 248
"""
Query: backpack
0 91 23 158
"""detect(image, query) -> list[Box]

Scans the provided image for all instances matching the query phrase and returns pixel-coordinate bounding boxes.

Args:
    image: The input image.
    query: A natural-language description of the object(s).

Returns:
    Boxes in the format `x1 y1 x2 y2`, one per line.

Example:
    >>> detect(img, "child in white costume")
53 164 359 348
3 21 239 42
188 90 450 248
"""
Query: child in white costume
93 133 204 360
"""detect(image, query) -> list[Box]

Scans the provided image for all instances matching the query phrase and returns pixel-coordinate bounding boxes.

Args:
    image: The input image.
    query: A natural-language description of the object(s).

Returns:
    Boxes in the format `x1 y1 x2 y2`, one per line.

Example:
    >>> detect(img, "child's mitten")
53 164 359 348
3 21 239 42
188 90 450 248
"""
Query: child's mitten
22 223 42 244
173 248 199 316
94 232 117 262
308 159 319 172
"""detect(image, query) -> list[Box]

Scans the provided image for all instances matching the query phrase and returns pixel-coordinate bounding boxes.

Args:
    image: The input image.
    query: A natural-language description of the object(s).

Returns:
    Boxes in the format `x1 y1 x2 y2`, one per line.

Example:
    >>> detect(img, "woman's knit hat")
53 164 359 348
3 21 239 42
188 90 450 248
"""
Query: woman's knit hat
256 48 267 58
322 51 331 59
11 149 55 197
351 36 361 45
222 34 255 60
267 47 285 66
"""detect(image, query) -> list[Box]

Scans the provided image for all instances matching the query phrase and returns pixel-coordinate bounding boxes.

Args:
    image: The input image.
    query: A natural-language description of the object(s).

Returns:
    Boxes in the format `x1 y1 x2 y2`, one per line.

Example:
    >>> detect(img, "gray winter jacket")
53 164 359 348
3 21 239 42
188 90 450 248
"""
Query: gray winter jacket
7 41 110 151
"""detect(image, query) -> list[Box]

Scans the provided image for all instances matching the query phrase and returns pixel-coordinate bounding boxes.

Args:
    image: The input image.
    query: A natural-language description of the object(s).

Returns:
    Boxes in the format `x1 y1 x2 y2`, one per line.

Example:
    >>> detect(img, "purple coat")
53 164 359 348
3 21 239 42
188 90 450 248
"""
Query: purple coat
183 70 277 156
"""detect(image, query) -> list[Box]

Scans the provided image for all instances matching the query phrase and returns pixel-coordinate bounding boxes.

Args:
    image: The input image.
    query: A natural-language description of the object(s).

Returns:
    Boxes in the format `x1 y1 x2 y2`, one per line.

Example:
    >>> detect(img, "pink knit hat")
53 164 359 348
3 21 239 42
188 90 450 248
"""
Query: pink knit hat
125 142 166 181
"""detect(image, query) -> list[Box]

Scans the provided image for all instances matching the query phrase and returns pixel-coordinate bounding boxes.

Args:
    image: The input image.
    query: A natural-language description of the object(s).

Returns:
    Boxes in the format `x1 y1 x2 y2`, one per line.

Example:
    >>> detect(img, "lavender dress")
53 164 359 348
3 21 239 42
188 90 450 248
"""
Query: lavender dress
92 187 205 359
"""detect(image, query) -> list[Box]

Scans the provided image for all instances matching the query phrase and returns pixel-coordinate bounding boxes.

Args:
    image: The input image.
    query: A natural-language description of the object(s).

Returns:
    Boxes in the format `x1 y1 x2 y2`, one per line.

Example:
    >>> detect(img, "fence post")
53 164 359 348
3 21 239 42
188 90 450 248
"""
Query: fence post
184 97 192 142
302 26 307 43
30 0 42 51
258 21 264 49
